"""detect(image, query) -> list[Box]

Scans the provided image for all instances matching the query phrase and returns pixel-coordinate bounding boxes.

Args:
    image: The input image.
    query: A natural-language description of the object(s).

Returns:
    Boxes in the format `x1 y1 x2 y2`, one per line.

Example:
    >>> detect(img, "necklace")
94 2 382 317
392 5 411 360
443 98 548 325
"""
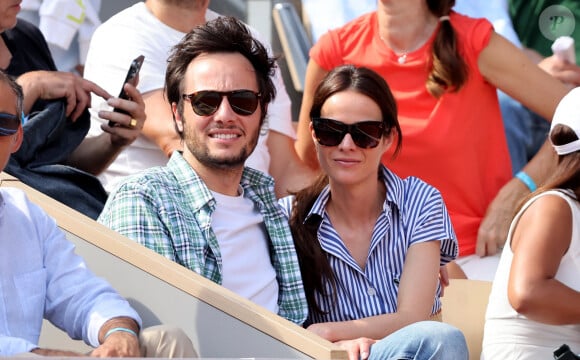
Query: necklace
379 16 441 65
379 34 411 64
397 53 407 64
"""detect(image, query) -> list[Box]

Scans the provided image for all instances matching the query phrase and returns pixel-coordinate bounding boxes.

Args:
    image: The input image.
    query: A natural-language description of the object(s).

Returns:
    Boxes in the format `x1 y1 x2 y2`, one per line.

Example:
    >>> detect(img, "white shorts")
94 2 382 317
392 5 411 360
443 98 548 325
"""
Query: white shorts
455 253 501 281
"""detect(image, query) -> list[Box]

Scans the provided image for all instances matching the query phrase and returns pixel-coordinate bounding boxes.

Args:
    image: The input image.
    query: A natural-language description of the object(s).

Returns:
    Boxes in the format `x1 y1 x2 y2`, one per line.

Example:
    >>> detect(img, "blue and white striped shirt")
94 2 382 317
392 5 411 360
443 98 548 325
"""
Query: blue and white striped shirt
279 166 457 324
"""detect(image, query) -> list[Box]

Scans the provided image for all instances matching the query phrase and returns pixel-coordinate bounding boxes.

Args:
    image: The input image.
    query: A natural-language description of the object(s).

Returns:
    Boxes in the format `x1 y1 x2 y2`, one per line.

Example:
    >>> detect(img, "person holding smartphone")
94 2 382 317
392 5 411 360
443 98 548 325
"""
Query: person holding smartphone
0 0 146 218
109 54 145 127
84 0 316 197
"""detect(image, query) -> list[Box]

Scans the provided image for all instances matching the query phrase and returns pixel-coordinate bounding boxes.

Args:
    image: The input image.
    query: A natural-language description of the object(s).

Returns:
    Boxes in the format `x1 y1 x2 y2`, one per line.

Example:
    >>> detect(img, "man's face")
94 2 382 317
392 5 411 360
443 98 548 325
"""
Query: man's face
174 52 262 172
0 80 20 172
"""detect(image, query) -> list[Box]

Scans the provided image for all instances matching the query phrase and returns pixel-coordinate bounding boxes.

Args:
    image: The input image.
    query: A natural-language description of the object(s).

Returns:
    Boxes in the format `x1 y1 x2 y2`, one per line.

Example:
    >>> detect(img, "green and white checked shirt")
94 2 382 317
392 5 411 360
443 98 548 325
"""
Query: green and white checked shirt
98 152 307 325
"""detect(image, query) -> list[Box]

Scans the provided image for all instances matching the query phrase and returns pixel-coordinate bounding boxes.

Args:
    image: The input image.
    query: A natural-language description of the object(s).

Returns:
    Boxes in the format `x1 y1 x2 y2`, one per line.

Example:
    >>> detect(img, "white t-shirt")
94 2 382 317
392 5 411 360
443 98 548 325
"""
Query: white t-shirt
210 189 279 314
84 3 295 192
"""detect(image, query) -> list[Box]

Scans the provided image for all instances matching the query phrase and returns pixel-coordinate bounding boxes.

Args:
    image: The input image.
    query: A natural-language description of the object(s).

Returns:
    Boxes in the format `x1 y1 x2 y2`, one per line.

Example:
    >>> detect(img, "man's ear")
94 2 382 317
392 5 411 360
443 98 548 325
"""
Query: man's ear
10 126 23 154
172 103 184 134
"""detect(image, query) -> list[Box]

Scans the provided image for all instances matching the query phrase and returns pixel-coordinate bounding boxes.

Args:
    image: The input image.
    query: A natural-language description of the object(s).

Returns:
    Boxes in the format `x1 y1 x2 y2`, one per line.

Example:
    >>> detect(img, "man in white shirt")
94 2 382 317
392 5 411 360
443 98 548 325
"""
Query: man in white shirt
84 0 315 196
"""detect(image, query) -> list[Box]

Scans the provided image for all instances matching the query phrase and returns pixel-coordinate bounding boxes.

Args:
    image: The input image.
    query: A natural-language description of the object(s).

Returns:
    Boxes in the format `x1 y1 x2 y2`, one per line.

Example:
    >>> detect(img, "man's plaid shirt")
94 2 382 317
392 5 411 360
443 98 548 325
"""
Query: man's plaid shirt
98 152 307 325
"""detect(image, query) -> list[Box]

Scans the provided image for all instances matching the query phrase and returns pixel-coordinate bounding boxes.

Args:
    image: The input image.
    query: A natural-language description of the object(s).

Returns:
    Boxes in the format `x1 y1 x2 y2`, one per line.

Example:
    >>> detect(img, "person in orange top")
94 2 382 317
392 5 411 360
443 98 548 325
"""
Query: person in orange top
295 0 569 280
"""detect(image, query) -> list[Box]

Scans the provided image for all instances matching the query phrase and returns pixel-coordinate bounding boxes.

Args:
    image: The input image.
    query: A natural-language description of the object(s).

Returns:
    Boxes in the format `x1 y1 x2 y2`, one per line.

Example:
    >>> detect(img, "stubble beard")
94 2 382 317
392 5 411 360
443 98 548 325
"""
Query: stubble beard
185 128 260 171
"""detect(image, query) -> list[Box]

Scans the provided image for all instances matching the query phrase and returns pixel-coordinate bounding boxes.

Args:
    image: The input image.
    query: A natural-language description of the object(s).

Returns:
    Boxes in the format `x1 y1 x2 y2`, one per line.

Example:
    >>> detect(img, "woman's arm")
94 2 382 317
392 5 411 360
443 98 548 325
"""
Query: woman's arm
307 240 440 342
478 32 568 121
508 194 580 324
295 59 329 170
475 33 568 256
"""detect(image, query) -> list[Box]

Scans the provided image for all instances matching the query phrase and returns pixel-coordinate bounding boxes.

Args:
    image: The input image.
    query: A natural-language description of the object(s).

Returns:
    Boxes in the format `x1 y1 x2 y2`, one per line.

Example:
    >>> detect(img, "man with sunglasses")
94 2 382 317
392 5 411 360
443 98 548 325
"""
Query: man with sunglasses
98 16 308 326
84 0 315 197
0 70 195 358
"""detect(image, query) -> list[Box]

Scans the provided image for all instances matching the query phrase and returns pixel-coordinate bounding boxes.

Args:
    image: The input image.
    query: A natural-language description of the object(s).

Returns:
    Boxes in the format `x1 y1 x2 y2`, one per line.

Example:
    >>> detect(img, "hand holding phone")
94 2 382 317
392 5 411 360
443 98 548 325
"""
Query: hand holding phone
109 55 145 126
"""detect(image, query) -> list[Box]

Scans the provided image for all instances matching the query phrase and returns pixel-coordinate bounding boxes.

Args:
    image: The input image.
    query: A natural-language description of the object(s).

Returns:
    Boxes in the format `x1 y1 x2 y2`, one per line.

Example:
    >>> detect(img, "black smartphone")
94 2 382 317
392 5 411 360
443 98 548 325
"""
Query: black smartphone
109 54 145 126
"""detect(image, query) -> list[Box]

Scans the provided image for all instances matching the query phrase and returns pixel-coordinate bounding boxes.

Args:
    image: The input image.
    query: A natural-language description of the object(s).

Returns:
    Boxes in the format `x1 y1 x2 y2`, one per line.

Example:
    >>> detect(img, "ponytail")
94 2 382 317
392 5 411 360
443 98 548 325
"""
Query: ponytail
426 0 468 97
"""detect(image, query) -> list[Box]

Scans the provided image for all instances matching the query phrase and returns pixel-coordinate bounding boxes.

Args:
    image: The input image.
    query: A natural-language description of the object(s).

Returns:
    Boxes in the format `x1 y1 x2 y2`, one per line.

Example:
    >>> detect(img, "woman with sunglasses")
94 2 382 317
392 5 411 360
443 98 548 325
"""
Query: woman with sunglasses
279 65 467 360
294 0 571 281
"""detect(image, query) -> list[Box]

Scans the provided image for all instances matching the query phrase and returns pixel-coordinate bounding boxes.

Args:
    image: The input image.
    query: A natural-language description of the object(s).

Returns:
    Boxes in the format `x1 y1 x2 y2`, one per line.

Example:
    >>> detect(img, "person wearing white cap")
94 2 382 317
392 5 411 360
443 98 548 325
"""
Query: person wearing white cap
481 87 580 359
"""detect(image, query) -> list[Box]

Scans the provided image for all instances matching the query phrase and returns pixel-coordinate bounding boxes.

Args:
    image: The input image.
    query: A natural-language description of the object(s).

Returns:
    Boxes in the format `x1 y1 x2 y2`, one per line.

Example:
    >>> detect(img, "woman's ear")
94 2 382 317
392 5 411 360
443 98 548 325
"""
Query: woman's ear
309 121 317 144
172 102 184 134
380 128 395 152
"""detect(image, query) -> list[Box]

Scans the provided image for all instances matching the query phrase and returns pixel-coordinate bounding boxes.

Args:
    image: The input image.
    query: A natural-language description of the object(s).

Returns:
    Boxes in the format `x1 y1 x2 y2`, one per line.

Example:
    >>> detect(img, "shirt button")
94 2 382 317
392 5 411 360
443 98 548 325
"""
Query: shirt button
367 287 377 296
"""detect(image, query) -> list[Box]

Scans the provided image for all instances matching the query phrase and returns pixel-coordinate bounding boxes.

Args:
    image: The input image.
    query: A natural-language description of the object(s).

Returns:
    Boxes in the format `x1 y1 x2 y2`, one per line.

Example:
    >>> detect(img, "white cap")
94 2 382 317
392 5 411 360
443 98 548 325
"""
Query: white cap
551 87 580 155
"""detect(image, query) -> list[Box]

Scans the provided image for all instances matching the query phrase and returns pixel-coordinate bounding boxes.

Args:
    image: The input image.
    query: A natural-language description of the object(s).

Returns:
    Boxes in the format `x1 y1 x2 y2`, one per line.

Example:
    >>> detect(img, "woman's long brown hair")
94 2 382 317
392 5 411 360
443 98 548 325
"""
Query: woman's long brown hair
290 65 401 316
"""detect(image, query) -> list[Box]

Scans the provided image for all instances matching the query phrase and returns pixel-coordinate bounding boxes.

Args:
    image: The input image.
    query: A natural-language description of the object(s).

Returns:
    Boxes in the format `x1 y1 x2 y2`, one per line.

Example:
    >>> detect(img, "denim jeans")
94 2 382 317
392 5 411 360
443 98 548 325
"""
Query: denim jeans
369 321 468 360
498 91 551 175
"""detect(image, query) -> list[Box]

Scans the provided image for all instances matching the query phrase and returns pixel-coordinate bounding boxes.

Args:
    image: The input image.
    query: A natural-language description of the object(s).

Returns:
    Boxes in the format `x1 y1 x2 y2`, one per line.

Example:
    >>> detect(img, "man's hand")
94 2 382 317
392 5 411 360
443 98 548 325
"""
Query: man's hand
439 265 450 295
66 82 147 174
90 330 140 357
98 82 147 148
16 70 111 121
92 317 141 357
476 178 529 257
538 54 580 87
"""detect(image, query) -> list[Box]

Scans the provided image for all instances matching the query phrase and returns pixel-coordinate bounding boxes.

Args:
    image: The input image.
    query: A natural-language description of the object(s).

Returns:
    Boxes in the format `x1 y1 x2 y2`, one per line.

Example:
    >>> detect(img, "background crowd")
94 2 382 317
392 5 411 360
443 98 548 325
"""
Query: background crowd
0 0 578 358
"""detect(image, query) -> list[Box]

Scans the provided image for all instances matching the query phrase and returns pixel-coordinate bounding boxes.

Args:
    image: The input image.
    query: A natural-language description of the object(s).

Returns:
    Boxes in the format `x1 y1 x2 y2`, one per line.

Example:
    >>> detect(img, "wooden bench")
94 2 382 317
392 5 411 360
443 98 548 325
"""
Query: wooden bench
2 172 494 360
0 172 347 359
441 279 492 360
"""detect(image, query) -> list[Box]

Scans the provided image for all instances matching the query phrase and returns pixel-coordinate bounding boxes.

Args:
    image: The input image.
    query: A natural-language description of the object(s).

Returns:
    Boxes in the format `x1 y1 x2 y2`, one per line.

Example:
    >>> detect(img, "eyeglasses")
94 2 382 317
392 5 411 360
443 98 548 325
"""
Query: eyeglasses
0 112 20 136
182 90 261 116
311 117 385 148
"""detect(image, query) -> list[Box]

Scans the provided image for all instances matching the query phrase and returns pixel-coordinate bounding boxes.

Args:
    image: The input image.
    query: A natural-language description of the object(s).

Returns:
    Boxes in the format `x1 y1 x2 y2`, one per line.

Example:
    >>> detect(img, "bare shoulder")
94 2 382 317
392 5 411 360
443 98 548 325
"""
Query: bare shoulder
509 192 574 258
515 192 573 243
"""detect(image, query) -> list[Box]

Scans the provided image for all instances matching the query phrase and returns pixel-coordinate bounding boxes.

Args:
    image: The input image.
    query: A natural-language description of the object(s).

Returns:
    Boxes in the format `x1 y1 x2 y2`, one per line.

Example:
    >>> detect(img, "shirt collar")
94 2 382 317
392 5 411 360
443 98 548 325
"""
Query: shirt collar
304 165 407 223
381 165 407 214
167 152 215 212
167 152 276 212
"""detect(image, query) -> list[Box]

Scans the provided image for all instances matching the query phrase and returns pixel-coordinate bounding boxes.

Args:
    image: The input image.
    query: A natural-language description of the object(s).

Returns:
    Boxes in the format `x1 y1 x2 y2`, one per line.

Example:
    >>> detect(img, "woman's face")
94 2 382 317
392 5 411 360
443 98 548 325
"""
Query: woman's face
0 1 21 32
311 90 393 187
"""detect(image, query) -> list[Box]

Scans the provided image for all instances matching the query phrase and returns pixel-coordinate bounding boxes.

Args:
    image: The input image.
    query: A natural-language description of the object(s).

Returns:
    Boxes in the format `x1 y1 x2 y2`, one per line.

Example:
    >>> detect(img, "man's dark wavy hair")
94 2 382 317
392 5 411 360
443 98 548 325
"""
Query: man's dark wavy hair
165 16 277 136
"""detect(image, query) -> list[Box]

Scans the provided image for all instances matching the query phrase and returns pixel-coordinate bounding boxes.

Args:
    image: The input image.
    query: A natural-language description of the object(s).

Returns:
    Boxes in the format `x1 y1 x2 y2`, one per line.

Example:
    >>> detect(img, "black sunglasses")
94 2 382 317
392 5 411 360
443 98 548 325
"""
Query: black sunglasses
312 117 385 149
182 90 261 117
0 112 20 136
